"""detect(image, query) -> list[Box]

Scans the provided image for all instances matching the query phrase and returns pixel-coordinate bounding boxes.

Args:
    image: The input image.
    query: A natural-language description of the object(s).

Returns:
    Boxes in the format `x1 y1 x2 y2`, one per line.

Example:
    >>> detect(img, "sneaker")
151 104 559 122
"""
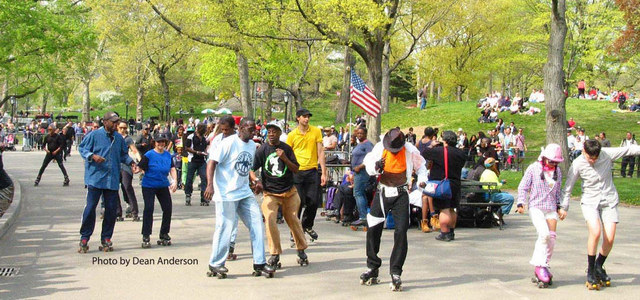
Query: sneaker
435 232 453 242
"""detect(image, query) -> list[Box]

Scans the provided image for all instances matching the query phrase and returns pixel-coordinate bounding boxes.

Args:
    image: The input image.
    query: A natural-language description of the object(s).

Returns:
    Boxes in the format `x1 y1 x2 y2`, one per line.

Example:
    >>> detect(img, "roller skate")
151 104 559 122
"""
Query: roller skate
132 215 140 222
350 219 368 232
98 239 113 252
141 235 151 248
531 266 551 288
63 177 70 186
227 245 237 260
34 178 40 187
77 239 89 253
252 264 275 278
200 201 209 206
207 265 228 279
116 216 124 222
157 233 172 246
289 233 296 249
304 228 318 242
185 195 191 206
268 254 281 269
297 250 309 266
360 268 380 286
390 274 402 291
585 270 600 290
595 264 611 287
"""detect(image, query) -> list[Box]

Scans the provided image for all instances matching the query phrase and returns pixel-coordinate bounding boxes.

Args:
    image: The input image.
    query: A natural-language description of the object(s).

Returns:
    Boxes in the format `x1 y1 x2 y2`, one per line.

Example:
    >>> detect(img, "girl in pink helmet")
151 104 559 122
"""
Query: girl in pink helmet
516 143 567 288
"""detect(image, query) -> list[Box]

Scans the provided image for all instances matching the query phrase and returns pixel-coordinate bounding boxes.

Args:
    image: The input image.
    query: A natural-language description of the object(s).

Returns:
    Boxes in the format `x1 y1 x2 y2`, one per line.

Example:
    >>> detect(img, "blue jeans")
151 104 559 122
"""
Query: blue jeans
353 171 370 220
80 186 119 241
420 97 427 110
185 160 207 202
490 192 515 215
209 196 266 267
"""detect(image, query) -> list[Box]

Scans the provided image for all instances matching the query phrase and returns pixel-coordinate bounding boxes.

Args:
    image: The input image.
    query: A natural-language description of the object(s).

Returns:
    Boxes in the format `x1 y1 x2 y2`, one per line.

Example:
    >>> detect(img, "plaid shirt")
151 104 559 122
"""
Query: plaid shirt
517 162 563 211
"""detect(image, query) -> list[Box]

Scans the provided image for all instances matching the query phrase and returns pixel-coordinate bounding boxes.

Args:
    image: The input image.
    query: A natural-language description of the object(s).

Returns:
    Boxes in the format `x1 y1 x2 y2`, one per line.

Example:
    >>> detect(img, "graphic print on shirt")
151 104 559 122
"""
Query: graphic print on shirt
235 151 253 176
265 152 287 177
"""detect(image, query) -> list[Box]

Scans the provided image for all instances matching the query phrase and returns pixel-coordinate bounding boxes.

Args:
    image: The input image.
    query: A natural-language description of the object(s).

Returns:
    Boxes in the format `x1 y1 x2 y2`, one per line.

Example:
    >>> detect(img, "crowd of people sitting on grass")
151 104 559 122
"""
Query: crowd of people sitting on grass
477 91 542 123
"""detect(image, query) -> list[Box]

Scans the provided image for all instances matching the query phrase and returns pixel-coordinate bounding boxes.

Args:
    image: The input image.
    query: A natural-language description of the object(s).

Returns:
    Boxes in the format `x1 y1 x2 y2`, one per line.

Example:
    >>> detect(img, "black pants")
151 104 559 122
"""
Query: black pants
334 184 356 219
366 187 409 276
294 168 320 230
64 140 72 158
185 160 206 202
141 187 172 237
121 169 139 216
37 152 68 179
621 156 635 177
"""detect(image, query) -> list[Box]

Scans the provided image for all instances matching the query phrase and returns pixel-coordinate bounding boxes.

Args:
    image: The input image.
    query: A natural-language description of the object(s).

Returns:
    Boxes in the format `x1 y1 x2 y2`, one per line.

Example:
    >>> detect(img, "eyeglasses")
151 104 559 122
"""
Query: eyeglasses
118 126 127 129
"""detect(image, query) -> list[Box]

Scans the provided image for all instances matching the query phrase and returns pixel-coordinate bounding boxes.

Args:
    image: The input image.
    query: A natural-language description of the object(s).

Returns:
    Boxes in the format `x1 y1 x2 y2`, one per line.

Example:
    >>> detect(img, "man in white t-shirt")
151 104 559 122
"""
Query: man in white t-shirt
204 117 275 278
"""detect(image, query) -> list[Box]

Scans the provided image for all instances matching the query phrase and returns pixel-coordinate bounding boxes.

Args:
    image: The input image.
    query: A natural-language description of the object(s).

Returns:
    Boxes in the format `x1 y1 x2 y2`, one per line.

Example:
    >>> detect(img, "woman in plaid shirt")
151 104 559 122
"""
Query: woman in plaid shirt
516 144 566 288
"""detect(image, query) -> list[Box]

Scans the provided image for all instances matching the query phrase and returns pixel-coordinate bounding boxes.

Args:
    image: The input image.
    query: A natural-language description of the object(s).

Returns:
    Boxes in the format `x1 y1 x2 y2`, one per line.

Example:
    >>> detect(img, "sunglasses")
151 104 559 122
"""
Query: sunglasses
118 127 127 129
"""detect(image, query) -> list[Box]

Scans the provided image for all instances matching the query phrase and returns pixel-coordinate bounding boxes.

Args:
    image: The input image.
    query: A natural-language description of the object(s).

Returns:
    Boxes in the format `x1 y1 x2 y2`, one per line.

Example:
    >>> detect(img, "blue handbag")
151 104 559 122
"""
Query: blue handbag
423 146 453 200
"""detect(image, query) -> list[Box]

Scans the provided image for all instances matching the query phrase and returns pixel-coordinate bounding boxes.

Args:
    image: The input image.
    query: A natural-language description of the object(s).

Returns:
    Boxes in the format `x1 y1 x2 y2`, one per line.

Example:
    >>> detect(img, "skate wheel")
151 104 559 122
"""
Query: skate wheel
265 272 274 278
604 281 610 287
531 277 537 284
360 279 365 285
537 282 545 288
548 278 553 286
277 263 282 269
320 212 326 217
217 273 226 279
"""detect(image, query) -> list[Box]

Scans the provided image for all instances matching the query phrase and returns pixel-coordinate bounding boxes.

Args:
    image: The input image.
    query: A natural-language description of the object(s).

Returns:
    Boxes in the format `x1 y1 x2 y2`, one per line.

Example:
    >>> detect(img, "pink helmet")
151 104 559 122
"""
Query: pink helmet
538 143 564 162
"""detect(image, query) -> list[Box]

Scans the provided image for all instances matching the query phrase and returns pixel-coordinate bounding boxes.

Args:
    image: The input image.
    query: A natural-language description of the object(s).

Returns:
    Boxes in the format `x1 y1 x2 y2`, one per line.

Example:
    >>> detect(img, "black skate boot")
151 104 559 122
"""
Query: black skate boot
595 264 611 287
116 215 124 222
185 195 191 206
252 263 275 278
132 215 140 222
200 200 209 206
34 177 40 187
98 238 113 252
360 268 380 286
78 238 89 253
207 265 228 279
297 250 309 266
141 235 151 248
157 233 172 246
63 177 69 186
304 228 318 242
586 269 600 290
390 274 402 291
227 244 237 260
268 254 281 269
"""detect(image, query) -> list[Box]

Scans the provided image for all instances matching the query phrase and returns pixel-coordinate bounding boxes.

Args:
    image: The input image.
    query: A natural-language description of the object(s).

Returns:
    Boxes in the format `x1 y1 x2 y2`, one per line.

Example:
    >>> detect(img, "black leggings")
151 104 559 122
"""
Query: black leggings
120 169 139 216
37 152 68 179
141 187 172 237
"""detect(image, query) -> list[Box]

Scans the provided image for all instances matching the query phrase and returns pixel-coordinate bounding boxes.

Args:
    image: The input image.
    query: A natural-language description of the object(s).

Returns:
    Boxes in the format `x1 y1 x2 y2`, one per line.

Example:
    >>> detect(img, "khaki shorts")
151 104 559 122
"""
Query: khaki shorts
580 200 619 224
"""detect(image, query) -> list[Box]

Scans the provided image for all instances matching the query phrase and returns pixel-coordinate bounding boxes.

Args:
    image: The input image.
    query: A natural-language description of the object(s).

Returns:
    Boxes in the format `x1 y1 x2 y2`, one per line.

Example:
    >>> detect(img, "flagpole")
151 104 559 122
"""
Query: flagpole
348 95 352 161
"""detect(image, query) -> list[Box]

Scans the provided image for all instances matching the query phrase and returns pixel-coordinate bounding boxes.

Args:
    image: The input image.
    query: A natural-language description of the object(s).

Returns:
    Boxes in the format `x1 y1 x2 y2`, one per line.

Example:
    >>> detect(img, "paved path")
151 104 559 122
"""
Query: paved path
0 150 639 299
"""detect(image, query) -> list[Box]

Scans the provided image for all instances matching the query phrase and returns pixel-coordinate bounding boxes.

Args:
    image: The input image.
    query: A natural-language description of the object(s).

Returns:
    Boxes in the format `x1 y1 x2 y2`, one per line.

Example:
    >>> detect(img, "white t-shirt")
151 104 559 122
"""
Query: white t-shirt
207 133 225 162
211 134 256 202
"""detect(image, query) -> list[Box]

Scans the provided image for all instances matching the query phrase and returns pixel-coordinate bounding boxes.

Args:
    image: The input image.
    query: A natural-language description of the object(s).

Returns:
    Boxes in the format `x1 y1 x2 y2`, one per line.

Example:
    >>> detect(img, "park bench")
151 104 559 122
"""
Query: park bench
459 180 507 230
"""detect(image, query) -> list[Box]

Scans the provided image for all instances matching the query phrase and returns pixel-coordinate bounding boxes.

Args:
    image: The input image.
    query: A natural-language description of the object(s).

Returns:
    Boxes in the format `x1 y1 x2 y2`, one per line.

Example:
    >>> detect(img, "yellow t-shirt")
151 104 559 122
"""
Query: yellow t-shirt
286 126 323 171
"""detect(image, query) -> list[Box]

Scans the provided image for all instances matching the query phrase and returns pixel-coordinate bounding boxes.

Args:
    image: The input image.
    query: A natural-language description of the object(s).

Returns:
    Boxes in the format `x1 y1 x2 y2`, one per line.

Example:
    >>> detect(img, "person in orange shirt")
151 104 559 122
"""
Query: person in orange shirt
286 108 327 241
359 128 428 291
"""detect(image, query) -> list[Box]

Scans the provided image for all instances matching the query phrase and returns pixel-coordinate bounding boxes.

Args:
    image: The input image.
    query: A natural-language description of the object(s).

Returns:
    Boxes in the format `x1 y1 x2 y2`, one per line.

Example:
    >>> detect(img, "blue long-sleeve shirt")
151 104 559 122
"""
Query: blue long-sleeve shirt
78 127 133 190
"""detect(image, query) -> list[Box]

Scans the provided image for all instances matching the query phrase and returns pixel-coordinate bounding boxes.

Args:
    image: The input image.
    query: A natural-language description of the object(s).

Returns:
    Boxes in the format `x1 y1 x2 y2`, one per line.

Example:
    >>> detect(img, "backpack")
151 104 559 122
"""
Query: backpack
325 187 338 210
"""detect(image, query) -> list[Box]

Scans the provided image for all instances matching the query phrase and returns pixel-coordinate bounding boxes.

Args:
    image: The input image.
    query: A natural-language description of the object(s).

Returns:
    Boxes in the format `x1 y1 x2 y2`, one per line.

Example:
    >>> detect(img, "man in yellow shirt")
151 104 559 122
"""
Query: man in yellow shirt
480 157 514 215
286 108 327 241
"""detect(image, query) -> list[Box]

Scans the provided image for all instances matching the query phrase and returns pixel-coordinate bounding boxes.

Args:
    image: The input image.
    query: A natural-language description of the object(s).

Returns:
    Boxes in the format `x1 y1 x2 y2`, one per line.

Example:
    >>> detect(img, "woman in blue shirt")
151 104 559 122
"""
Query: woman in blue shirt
138 134 178 248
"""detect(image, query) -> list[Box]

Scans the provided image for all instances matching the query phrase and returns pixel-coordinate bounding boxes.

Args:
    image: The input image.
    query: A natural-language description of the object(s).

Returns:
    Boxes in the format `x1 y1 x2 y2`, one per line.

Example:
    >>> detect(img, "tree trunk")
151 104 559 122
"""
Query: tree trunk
544 0 569 172
456 85 463 102
291 83 303 110
236 51 253 118
335 46 352 123
136 86 144 122
158 71 170 121
429 81 435 100
82 80 91 122
1 79 7 113
62 92 69 106
41 92 49 115
380 41 391 114
364 42 384 143
265 81 273 122
437 84 441 101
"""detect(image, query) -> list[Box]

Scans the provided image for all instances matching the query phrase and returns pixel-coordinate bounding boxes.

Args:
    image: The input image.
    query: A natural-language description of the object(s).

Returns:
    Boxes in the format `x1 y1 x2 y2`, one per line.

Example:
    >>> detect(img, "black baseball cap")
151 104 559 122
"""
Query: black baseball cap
296 108 312 118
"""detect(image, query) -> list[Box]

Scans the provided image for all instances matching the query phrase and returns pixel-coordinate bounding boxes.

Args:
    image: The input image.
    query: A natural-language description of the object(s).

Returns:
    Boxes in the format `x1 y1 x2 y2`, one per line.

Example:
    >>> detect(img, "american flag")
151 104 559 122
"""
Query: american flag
350 70 381 118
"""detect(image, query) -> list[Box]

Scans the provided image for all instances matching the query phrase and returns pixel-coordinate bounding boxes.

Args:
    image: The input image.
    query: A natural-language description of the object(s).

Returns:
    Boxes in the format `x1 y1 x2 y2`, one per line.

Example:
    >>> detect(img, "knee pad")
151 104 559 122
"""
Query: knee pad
548 231 556 245
538 232 551 243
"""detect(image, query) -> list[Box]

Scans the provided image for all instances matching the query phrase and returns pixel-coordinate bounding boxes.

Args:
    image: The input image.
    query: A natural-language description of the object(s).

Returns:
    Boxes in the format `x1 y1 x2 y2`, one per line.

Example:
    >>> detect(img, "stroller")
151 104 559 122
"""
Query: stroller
4 133 16 151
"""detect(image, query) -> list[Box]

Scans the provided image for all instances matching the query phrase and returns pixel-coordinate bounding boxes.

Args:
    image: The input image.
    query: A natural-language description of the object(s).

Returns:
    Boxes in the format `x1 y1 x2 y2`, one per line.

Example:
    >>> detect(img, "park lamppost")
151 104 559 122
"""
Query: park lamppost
10 96 16 123
283 92 289 125
125 100 129 121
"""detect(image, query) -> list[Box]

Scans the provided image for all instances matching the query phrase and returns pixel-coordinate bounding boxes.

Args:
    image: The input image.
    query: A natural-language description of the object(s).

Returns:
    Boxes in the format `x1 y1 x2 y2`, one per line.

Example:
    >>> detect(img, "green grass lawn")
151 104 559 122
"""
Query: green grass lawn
304 96 640 205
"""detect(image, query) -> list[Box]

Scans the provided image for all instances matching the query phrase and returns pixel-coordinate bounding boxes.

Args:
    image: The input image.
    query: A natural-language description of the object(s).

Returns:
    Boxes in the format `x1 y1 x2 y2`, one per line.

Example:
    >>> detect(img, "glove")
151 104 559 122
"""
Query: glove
375 158 386 173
